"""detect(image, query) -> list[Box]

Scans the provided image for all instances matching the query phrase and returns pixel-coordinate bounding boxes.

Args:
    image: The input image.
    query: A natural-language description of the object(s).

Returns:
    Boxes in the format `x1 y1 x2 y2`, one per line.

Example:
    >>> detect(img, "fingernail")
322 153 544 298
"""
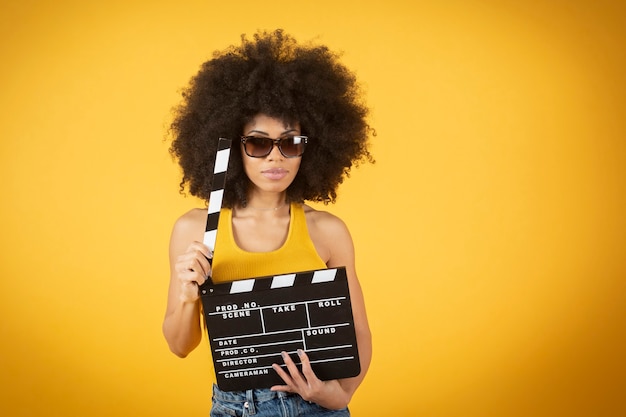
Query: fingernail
282 351 288 359
297 349 304 356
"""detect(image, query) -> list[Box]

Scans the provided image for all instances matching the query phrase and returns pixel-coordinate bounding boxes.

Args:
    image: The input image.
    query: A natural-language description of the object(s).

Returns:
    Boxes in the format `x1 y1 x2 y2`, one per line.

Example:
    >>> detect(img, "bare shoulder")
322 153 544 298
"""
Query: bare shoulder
303 204 354 266
302 204 350 235
171 208 207 244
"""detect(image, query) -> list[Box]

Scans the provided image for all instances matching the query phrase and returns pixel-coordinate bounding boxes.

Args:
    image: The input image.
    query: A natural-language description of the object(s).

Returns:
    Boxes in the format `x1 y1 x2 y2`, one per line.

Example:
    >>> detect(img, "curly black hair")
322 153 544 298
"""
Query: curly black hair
169 29 374 207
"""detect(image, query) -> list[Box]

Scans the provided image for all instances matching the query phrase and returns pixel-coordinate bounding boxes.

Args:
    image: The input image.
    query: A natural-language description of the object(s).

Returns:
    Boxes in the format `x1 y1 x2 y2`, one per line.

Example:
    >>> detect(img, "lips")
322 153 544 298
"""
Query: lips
261 168 288 180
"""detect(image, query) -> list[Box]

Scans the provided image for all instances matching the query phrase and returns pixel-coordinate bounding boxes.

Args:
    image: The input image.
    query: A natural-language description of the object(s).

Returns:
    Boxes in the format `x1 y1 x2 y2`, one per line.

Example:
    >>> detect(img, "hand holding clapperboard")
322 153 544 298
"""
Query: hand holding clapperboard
198 138 361 392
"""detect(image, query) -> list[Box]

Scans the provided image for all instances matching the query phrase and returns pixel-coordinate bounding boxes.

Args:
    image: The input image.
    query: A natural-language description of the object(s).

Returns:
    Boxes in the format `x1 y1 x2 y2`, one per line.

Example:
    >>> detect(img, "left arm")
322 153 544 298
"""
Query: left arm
271 212 372 409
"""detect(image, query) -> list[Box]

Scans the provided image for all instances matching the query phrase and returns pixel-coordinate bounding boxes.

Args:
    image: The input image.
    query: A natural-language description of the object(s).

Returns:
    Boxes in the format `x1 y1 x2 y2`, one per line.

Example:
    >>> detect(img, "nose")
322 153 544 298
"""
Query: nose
266 140 284 160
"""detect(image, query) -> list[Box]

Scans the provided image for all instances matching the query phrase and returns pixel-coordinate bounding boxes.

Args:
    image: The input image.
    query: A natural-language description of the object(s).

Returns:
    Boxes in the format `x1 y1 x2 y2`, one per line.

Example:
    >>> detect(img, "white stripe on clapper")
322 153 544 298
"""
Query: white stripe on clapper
207 189 224 215
203 230 217 252
230 279 255 294
214 148 230 173
270 273 297 288
311 268 338 283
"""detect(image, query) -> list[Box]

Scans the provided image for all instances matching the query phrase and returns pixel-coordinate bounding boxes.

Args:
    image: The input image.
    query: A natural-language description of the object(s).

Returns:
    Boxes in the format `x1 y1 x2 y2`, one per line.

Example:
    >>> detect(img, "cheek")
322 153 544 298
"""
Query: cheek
240 153 256 175
290 159 302 175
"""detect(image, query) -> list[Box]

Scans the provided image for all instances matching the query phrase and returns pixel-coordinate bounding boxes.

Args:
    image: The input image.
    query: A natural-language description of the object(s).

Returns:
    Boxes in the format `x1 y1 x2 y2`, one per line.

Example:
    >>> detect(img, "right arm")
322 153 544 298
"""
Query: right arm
162 209 211 358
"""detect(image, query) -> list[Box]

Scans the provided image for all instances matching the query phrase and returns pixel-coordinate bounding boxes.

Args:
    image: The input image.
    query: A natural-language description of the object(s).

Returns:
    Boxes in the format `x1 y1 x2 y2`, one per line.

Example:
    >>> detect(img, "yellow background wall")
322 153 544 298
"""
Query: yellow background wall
1 1 624 416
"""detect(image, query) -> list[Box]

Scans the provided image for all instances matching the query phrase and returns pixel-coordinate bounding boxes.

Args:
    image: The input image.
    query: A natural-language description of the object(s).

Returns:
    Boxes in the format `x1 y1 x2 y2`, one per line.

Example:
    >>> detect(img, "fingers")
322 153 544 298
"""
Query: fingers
177 242 212 276
297 349 317 382
179 280 201 303
284 351 308 386
271 350 349 409
176 256 210 280
271 350 320 394
175 242 213 302
271 351 298 392
270 357 293 391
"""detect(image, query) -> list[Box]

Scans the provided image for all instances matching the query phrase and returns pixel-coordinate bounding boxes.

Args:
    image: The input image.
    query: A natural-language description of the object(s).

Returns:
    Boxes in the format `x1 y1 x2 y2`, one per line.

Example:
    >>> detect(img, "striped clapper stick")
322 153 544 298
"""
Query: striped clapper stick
202 138 231 254
200 267 361 392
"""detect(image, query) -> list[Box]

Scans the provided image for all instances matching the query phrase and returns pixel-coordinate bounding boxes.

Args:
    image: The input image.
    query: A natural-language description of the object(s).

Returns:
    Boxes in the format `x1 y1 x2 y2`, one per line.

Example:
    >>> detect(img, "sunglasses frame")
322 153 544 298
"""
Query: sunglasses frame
240 135 308 158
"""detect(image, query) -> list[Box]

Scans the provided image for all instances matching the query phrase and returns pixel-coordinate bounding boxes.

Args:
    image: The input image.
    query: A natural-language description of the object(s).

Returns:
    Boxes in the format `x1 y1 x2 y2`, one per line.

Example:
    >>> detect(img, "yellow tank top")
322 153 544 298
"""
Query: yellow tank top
211 202 327 282
205 203 327 384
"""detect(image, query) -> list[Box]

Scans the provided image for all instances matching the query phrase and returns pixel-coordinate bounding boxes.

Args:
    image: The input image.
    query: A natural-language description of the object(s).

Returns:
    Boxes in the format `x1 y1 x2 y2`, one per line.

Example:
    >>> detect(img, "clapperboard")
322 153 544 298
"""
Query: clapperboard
198 138 360 392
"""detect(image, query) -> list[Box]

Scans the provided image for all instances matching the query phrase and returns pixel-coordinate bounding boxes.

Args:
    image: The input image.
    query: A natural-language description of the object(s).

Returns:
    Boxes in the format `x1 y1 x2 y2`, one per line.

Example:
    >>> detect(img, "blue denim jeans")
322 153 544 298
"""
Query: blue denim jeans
210 384 350 417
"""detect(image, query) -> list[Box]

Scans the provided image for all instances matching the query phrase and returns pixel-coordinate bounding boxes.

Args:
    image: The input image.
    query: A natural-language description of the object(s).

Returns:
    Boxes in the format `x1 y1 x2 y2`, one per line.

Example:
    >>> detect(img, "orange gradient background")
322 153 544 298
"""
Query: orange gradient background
1 1 624 416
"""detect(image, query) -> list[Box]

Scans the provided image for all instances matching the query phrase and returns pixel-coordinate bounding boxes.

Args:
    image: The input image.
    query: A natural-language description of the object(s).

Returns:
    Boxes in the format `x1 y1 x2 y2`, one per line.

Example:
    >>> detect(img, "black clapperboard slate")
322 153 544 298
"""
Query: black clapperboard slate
198 138 360 392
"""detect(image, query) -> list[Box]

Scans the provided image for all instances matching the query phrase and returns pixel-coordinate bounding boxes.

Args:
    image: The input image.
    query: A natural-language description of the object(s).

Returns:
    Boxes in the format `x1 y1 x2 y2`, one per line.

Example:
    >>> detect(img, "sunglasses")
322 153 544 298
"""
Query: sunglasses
241 136 308 158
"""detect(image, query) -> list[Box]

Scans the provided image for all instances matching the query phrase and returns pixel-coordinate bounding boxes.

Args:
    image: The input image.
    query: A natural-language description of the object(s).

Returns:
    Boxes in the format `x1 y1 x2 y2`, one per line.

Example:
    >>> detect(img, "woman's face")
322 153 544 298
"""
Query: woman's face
241 114 303 195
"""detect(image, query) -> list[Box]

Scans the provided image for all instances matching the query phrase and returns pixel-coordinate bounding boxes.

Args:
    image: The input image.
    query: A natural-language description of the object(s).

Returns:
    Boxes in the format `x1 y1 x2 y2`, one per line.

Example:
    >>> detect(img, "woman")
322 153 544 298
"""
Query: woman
163 29 374 416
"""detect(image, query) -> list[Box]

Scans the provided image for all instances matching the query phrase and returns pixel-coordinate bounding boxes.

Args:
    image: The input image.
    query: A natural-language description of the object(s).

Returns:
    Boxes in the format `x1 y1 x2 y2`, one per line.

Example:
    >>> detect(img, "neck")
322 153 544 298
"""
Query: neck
245 201 287 211
244 190 287 212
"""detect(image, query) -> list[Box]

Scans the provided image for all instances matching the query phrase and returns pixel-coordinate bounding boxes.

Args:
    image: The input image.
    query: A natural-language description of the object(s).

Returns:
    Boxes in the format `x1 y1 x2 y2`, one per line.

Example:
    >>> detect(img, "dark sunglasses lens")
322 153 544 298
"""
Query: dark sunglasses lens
246 137 273 157
281 137 306 157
